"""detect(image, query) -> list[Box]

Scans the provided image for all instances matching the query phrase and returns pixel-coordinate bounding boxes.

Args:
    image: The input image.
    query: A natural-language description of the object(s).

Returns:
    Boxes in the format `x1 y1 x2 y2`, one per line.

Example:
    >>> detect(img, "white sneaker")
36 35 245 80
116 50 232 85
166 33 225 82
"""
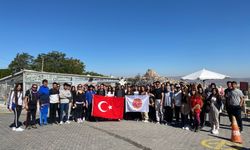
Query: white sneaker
77 119 81 124
15 127 24 132
212 130 219 135
82 117 85 121
182 127 185 130
66 121 70 124
60 121 64 125
80 119 83 123
12 127 16 131
185 127 190 131
143 120 149 123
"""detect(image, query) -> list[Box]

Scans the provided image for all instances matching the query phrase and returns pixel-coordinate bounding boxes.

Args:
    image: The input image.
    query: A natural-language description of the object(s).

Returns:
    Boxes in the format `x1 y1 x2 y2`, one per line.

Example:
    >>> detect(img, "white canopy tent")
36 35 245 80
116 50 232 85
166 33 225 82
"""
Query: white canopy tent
181 69 230 81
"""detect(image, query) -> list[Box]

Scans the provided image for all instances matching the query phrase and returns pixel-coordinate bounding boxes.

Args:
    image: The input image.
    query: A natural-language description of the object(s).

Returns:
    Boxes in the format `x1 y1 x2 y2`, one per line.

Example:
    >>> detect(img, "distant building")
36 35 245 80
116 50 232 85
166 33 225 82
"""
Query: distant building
0 69 119 99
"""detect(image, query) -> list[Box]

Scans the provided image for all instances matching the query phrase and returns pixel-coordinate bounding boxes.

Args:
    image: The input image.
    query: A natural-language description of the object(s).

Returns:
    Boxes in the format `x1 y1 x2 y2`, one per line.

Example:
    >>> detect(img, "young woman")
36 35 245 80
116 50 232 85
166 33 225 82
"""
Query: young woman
124 86 134 120
197 86 207 128
181 87 190 130
7 83 24 132
190 86 203 132
207 88 222 135
73 84 87 123
147 86 156 122
70 86 77 121
140 86 149 122
106 86 114 97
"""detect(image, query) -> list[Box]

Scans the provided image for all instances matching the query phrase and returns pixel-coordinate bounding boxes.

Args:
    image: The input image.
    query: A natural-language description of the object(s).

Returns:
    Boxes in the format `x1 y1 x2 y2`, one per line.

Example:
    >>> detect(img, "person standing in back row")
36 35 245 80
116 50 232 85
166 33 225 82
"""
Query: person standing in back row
228 81 244 132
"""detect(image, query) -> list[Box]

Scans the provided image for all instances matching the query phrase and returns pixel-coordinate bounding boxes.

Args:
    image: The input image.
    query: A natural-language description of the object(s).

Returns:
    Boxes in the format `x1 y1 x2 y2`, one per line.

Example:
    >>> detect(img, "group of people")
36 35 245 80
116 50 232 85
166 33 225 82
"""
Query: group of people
7 79 245 135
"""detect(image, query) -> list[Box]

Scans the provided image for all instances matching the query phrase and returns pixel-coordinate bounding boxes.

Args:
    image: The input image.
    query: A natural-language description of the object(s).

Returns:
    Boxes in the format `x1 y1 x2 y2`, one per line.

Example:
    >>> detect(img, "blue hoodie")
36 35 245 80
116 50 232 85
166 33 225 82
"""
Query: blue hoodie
38 85 50 105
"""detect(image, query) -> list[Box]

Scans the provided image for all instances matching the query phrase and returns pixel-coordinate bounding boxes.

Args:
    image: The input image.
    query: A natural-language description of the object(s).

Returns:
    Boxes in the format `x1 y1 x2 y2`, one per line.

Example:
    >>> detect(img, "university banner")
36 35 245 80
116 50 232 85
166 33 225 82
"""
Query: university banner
125 95 149 113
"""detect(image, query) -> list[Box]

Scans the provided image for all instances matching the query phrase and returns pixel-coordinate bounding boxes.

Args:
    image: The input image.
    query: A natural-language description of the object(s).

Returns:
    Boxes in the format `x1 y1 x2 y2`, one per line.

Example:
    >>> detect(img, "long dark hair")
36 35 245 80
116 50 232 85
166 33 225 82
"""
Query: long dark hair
14 83 22 104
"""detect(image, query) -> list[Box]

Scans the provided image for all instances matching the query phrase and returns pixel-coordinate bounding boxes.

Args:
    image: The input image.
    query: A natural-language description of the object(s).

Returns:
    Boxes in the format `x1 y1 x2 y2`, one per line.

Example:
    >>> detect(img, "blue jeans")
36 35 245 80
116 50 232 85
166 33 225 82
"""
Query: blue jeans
40 104 49 125
60 103 69 122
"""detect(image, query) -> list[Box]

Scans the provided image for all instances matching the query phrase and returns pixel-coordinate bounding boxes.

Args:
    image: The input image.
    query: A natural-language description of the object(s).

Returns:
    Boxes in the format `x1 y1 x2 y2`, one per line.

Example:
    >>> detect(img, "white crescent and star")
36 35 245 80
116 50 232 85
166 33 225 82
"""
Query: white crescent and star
98 101 112 112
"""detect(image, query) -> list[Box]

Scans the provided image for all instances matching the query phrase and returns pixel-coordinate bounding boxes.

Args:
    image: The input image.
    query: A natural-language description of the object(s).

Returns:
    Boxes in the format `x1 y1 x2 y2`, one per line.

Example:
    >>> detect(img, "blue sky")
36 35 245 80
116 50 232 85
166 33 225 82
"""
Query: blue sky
0 0 250 77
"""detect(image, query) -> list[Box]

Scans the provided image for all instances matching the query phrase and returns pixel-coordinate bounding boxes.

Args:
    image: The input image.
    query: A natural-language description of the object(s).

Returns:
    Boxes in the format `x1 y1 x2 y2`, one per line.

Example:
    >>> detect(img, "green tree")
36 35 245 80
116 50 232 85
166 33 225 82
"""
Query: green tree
0 69 12 78
8 53 34 73
84 71 105 77
32 51 85 74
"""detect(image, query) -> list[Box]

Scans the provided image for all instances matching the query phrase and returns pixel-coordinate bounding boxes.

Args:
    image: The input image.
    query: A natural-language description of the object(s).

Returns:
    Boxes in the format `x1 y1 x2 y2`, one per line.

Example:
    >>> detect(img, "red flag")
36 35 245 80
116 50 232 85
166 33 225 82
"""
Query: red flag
92 95 124 120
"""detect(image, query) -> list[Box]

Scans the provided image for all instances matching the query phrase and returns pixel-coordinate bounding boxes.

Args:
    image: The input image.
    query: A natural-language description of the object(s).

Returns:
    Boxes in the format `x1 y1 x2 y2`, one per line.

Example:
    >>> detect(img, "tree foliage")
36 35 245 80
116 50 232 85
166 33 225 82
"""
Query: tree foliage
3 51 104 77
0 69 12 78
8 53 34 73
32 51 86 74
84 71 105 77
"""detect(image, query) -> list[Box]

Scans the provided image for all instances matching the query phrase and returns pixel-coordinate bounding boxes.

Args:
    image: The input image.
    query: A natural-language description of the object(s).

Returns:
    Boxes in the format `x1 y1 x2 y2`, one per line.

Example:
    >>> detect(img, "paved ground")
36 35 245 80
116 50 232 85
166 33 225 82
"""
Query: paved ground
0 109 250 150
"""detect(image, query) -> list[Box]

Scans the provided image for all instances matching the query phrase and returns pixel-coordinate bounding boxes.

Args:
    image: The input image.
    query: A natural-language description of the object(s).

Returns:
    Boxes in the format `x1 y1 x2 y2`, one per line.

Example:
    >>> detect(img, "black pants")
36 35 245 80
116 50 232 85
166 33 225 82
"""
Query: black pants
230 105 243 132
164 106 173 123
174 106 181 122
226 105 232 123
181 113 189 127
149 106 156 122
86 104 93 121
50 103 58 123
200 109 206 127
26 108 37 127
76 104 83 119
13 105 22 128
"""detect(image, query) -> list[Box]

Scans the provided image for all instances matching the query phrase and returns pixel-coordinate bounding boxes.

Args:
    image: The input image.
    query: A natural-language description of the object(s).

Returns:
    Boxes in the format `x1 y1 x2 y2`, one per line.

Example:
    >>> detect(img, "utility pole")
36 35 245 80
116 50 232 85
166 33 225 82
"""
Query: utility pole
41 57 44 72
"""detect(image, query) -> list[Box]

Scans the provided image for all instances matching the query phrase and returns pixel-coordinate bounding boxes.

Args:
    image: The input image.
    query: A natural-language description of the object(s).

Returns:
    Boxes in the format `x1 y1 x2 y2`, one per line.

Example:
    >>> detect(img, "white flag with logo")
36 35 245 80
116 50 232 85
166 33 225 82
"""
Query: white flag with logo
125 95 149 112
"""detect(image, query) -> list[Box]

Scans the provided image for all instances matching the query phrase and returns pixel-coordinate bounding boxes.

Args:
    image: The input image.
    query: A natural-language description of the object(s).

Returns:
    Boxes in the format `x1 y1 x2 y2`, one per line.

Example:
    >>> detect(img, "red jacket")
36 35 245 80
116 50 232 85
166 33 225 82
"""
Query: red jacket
191 95 203 113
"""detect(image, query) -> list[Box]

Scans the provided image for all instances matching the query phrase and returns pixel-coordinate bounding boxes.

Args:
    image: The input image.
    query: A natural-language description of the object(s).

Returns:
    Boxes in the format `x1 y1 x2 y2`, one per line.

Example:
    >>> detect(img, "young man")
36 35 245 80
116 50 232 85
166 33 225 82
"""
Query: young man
153 81 164 124
228 81 244 132
224 81 232 123
38 79 50 126
59 83 72 124
24 84 39 129
85 85 96 121
49 82 60 125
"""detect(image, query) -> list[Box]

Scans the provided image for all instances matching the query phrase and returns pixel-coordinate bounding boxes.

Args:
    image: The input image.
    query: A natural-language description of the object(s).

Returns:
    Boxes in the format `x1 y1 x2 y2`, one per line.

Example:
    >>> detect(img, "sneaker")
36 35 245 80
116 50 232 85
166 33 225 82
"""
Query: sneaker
143 120 149 123
82 117 86 121
182 127 185 130
32 125 37 129
60 121 64 125
80 119 83 123
185 127 190 131
77 119 81 124
12 127 16 131
16 127 24 132
212 130 219 135
156 122 160 124
66 121 70 124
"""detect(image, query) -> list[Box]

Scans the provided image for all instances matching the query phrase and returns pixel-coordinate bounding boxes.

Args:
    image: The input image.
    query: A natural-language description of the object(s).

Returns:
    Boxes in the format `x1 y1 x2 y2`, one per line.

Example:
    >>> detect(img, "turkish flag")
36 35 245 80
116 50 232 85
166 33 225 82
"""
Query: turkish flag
92 95 124 120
